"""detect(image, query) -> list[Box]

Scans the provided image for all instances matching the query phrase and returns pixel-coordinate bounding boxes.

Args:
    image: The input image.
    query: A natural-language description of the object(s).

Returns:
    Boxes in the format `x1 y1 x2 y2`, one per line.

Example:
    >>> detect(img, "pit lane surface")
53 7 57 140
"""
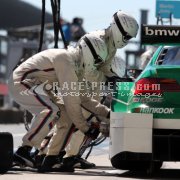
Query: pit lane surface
1 124 180 180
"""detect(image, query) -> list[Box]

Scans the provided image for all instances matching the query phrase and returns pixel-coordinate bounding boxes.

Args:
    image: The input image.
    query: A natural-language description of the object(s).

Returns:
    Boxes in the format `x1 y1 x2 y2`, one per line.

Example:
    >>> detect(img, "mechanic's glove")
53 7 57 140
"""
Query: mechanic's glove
84 122 100 140
96 111 110 124
100 122 110 137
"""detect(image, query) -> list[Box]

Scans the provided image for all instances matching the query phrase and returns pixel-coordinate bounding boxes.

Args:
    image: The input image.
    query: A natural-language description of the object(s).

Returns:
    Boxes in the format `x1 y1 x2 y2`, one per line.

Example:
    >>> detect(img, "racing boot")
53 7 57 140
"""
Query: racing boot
74 156 96 169
39 151 74 172
39 155 61 172
63 156 95 169
13 145 35 168
34 154 46 169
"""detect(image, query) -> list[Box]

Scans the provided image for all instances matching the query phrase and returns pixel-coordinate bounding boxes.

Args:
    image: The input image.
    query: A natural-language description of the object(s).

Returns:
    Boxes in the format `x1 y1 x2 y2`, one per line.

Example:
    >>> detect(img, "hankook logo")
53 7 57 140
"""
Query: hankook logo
145 27 180 36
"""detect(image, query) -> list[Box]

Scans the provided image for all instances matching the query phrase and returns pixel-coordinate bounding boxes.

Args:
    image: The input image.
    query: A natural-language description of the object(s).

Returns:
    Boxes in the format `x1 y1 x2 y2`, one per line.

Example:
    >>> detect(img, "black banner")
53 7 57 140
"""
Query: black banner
141 25 180 45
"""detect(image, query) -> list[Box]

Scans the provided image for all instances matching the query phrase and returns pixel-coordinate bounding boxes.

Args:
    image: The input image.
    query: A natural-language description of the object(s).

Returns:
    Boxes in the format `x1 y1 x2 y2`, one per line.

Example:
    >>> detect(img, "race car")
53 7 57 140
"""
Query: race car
109 25 180 171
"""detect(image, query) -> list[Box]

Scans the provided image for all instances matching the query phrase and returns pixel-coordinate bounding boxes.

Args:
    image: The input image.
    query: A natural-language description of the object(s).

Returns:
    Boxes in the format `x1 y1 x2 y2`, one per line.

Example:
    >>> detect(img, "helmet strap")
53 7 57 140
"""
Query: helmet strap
83 36 104 65
113 12 132 42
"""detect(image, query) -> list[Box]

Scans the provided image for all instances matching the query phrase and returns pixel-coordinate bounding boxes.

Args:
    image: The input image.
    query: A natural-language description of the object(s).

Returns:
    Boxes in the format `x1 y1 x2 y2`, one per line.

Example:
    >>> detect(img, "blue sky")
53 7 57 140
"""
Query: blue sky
21 0 157 32
21 0 158 58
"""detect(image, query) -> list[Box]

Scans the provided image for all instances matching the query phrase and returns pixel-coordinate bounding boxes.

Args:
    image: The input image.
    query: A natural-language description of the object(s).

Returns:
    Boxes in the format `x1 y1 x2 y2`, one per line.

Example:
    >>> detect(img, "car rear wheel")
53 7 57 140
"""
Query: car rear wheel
112 160 163 172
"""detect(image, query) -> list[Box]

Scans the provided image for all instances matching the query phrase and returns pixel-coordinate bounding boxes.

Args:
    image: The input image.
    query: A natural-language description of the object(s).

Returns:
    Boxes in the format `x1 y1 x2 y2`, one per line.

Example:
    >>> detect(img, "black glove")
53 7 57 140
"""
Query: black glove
84 122 100 140
105 76 121 85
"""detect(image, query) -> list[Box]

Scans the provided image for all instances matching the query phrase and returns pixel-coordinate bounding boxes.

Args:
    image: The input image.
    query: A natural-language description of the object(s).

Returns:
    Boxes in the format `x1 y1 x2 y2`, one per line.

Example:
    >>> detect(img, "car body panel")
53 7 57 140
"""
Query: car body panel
112 46 180 120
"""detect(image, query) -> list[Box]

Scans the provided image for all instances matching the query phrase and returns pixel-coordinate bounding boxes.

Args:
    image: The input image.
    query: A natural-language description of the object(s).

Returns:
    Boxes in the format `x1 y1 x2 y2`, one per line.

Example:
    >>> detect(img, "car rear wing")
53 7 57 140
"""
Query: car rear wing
141 25 180 45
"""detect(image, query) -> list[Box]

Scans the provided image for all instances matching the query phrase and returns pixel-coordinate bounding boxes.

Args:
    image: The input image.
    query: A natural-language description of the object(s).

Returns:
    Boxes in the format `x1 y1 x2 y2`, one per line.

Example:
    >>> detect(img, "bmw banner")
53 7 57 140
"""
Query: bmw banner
141 24 180 45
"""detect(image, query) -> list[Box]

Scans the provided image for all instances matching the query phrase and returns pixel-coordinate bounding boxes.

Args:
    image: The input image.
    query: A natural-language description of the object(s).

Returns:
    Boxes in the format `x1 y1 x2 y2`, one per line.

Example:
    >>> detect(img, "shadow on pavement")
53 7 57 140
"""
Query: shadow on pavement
120 169 180 179
8 166 120 177
7 166 180 179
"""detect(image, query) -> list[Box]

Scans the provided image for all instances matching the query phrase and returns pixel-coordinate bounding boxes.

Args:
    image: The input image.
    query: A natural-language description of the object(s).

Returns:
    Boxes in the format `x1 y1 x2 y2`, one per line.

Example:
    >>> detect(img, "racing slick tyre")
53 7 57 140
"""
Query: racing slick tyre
112 160 150 171
0 132 13 174
111 160 163 172
148 161 163 173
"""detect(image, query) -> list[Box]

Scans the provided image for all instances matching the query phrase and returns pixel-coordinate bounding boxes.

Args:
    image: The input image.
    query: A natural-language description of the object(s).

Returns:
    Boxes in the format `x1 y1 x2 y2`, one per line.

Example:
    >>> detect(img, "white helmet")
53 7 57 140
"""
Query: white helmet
79 34 108 67
110 10 139 48
101 56 125 78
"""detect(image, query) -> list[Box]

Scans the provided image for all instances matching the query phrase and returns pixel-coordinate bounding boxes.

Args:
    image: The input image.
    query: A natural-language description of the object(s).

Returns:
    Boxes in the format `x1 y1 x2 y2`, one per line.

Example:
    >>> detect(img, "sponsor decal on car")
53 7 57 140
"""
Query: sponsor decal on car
133 97 163 103
139 107 174 114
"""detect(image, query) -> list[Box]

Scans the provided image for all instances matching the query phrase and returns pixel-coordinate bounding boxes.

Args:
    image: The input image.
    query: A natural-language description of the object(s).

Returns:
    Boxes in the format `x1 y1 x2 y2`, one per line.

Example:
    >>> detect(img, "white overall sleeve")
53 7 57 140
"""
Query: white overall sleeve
80 92 110 119
84 62 106 83
53 56 89 133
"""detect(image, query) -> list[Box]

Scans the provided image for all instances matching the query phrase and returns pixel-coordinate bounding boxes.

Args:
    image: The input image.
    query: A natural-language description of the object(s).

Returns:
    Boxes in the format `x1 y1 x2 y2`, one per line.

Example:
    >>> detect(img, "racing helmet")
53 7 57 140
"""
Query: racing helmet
79 34 108 67
110 10 139 48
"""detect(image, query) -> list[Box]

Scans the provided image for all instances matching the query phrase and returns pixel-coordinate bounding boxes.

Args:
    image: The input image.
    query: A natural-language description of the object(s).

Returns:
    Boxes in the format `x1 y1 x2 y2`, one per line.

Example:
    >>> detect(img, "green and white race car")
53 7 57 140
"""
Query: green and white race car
110 25 180 171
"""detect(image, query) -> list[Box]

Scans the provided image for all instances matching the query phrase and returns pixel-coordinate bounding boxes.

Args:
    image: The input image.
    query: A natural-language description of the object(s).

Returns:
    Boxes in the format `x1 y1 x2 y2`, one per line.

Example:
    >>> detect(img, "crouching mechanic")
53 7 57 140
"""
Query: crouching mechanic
140 46 158 69
8 35 110 171
40 10 139 169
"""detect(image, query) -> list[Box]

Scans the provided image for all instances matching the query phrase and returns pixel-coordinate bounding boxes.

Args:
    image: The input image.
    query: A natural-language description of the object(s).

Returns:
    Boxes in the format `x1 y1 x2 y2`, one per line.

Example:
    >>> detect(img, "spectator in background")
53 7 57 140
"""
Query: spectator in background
70 17 86 42
62 22 72 44
140 46 158 69
62 17 86 45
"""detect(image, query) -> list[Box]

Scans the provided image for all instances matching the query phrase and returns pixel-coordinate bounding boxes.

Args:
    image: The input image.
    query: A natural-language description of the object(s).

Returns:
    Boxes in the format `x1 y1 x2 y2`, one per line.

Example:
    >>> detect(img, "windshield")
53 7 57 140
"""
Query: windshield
161 47 180 65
